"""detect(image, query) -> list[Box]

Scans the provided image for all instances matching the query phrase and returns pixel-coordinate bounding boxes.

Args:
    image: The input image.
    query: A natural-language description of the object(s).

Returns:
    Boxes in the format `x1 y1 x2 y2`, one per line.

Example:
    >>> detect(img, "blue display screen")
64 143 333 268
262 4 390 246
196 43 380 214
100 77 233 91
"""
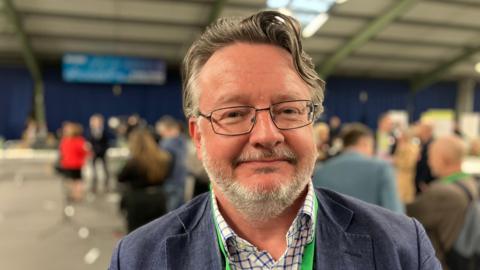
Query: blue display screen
62 53 166 85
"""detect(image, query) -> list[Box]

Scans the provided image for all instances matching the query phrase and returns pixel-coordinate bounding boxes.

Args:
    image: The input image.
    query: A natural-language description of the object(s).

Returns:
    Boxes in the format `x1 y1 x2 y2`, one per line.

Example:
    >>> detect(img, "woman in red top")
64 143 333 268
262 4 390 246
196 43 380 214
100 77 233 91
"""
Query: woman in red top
59 122 88 201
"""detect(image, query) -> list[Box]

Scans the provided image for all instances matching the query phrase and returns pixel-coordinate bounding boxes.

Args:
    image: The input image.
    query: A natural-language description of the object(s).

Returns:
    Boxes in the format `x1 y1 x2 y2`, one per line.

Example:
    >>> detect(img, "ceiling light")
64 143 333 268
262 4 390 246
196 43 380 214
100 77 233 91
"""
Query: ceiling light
302 13 329 38
475 62 480 74
267 0 335 30
336 0 349 4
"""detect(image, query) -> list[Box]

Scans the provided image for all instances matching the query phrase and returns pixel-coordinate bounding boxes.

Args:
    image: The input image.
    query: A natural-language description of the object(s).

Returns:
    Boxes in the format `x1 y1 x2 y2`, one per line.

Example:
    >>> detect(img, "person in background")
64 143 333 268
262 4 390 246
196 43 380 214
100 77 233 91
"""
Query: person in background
109 11 440 270
156 116 188 212
126 114 146 139
117 129 171 232
407 136 477 269
328 116 341 144
470 137 480 157
414 121 435 193
314 123 403 213
59 122 89 201
313 122 330 164
393 128 420 204
21 117 40 148
87 114 110 193
376 113 396 161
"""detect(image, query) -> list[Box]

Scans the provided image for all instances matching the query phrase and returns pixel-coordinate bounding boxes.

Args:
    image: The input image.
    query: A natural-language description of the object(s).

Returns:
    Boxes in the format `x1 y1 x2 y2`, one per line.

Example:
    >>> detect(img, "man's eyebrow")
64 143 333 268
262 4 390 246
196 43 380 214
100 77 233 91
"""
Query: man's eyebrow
274 93 308 102
212 94 249 106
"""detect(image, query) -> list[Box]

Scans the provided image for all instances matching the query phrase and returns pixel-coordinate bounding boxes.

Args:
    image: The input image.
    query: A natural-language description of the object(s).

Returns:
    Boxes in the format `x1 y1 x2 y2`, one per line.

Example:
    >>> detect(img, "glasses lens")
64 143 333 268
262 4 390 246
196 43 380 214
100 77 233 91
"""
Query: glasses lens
271 100 313 129
211 107 255 135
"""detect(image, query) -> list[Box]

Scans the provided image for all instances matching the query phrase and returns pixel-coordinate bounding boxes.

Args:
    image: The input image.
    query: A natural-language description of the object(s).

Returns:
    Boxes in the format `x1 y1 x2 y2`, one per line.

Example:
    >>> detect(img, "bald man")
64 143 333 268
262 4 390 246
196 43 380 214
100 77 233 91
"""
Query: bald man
407 136 478 269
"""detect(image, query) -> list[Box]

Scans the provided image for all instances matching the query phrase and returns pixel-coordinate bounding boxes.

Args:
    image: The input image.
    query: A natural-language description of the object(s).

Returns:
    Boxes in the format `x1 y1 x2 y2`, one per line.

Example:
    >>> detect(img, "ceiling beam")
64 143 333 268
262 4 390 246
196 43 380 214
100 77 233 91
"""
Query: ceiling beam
370 36 462 50
3 0 41 82
315 32 462 49
223 2 262 10
3 0 46 127
208 0 227 24
20 10 204 29
410 46 480 91
424 0 480 9
397 18 480 33
310 50 440 64
317 0 419 79
331 11 480 33
29 33 188 48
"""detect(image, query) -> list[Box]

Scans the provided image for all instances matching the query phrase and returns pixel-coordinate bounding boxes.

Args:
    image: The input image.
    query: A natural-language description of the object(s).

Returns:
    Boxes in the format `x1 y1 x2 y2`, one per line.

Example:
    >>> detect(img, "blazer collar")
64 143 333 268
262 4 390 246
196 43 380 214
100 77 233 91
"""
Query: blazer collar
314 189 374 269
165 190 374 269
164 194 223 270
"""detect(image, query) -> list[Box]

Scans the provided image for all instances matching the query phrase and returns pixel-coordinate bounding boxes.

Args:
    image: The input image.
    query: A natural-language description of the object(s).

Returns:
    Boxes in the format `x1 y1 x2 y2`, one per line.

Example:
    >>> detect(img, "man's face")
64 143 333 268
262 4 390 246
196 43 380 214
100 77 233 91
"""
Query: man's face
189 43 317 220
90 116 103 129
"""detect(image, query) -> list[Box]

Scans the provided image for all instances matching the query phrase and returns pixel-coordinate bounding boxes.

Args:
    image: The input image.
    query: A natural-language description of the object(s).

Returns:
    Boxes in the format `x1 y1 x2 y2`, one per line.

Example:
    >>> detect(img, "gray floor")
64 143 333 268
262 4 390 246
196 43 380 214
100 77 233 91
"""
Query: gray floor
0 176 125 270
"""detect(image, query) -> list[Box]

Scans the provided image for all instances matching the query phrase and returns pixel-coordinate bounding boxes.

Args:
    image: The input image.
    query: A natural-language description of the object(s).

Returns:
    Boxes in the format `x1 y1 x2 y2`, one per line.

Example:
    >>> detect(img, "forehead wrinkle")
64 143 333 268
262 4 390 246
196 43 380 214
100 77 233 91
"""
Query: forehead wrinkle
197 43 311 110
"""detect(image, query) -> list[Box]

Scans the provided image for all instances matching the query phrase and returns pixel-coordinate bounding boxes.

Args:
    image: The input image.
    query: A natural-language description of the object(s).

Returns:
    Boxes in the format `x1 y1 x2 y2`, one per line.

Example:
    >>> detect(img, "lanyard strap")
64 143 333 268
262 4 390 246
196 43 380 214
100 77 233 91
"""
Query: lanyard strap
441 172 470 184
211 193 318 270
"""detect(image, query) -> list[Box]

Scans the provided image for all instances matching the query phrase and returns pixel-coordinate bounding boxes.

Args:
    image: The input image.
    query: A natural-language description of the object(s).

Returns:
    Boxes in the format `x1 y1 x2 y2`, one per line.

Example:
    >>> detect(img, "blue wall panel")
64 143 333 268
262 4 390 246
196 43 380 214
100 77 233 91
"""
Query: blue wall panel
43 67 183 135
323 77 458 129
0 67 33 140
412 81 457 120
0 66 465 140
323 77 410 129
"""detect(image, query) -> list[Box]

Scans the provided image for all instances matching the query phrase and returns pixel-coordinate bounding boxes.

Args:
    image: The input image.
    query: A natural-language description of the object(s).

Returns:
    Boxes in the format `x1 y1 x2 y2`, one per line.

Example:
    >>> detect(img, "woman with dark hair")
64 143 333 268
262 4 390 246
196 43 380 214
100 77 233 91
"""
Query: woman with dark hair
118 129 171 232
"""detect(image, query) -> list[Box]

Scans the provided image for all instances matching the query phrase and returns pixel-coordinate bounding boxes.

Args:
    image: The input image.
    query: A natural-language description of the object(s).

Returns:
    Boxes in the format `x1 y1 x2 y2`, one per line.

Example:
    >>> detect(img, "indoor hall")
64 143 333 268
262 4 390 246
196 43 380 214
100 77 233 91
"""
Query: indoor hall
1 0 480 269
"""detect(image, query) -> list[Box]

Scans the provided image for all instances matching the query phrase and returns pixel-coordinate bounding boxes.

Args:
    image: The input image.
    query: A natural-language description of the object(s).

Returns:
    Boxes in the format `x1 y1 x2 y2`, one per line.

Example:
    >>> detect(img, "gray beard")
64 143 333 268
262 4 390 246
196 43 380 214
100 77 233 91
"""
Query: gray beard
201 140 315 222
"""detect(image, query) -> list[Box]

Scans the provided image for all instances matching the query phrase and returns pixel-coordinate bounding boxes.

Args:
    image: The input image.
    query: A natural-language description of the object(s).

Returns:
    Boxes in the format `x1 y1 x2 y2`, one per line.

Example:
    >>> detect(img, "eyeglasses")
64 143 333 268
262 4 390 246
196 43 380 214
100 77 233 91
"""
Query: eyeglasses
197 100 318 136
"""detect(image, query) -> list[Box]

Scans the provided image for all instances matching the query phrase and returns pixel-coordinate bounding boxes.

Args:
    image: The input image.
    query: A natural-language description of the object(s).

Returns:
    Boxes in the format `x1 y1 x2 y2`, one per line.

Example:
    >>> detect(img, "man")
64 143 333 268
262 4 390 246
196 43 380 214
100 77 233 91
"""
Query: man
414 121 435 193
407 136 478 269
87 114 110 193
156 116 188 211
313 123 403 213
109 11 440 269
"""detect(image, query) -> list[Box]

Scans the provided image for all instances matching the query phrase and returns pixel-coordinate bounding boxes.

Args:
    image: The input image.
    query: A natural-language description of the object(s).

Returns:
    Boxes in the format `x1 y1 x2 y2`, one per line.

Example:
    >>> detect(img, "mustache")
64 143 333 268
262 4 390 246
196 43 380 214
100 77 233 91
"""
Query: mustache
232 147 297 167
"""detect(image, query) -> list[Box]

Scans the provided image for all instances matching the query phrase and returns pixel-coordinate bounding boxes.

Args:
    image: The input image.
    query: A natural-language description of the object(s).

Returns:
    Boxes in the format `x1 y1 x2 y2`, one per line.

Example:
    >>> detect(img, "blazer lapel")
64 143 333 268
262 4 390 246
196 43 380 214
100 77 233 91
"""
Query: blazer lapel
315 189 374 270
164 196 223 270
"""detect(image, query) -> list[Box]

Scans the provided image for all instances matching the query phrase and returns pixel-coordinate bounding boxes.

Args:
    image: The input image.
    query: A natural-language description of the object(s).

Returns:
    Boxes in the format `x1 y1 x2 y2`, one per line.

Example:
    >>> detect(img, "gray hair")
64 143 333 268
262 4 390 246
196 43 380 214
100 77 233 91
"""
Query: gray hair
181 10 325 119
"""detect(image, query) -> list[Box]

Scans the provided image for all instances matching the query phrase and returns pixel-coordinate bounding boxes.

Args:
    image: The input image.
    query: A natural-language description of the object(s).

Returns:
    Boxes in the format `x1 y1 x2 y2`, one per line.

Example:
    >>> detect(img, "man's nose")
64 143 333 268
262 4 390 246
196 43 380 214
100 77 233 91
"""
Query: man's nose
248 110 284 148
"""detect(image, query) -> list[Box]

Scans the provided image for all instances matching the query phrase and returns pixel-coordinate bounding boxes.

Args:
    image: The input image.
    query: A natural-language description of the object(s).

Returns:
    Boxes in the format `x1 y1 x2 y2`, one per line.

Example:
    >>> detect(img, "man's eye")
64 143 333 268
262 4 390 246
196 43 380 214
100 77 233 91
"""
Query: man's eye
226 111 244 118
216 108 251 122
280 108 300 114
277 107 302 116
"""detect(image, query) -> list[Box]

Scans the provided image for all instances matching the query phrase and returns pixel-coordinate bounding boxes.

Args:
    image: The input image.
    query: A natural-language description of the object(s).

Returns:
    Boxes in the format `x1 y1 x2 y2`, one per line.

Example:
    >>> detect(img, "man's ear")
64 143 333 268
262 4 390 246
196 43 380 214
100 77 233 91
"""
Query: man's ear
188 117 202 160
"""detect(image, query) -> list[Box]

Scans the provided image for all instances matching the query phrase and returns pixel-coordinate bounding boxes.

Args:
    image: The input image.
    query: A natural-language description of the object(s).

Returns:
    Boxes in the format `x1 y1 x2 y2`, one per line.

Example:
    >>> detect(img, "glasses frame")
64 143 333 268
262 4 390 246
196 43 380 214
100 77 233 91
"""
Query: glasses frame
197 99 318 136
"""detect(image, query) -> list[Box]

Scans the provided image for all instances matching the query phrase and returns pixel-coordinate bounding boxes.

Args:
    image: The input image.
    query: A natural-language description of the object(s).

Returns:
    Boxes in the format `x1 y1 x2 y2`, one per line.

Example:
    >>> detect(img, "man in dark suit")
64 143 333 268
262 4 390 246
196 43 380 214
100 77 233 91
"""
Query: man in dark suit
88 114 110 193
109 11 440 269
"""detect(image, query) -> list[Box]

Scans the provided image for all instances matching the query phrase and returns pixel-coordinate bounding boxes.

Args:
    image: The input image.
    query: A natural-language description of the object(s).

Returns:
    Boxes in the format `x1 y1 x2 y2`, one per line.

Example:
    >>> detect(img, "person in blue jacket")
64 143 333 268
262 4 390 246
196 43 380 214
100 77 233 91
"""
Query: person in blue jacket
313 123 404 213
109 10 440 270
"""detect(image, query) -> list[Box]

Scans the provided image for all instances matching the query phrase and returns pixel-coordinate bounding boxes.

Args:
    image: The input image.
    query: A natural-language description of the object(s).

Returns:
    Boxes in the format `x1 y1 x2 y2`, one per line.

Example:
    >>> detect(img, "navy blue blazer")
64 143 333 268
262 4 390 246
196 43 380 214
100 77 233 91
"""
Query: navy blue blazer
109 188 441 269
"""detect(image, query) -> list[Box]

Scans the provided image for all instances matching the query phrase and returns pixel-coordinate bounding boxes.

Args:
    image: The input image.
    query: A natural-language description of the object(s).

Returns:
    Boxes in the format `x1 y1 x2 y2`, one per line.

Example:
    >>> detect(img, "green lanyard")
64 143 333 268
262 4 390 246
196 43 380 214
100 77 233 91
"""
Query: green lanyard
441 172 470 184
211 193 318 270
